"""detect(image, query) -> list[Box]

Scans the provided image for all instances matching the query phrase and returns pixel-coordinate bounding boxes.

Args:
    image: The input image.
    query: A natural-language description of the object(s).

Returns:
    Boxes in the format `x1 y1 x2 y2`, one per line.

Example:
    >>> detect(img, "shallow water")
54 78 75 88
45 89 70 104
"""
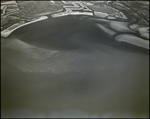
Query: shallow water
1 15 149 118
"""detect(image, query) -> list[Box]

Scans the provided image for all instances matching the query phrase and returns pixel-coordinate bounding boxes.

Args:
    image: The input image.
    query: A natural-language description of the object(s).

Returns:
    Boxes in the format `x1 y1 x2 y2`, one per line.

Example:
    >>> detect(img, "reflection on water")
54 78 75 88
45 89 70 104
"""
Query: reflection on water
1 15 149 118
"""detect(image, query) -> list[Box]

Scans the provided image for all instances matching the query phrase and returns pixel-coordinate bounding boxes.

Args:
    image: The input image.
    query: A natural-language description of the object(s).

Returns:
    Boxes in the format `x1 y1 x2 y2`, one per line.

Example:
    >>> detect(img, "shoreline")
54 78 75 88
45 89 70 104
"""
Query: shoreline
1 16 48 38
52 11 93 18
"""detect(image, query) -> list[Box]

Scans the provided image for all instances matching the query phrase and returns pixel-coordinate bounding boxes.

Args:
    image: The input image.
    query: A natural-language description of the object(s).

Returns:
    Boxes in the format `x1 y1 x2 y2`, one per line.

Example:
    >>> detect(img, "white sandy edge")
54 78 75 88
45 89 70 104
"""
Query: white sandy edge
1 1 17 5
52 11 93 18
94 11 108 18
115 34 149 49
1 16 48 37
107 16 116 19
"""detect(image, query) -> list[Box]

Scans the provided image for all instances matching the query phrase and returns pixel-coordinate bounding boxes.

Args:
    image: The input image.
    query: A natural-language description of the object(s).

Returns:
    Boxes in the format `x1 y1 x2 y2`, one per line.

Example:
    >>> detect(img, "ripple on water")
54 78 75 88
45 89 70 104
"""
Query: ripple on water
1 109 149 118
49 109 89 118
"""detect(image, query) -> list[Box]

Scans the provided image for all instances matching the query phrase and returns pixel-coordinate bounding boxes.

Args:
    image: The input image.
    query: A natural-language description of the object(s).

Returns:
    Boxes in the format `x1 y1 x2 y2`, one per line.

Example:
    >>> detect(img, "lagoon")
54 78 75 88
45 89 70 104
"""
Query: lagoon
1 15 149 118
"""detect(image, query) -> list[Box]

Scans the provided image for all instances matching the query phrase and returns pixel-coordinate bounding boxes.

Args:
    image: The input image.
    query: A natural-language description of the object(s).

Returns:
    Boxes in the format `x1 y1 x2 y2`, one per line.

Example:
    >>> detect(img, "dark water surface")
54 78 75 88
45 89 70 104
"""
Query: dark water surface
1 15 149 118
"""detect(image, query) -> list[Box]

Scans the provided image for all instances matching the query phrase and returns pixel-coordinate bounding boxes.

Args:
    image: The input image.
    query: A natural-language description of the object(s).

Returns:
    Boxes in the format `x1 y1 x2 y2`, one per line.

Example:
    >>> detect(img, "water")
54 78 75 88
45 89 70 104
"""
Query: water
1 15 149 118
